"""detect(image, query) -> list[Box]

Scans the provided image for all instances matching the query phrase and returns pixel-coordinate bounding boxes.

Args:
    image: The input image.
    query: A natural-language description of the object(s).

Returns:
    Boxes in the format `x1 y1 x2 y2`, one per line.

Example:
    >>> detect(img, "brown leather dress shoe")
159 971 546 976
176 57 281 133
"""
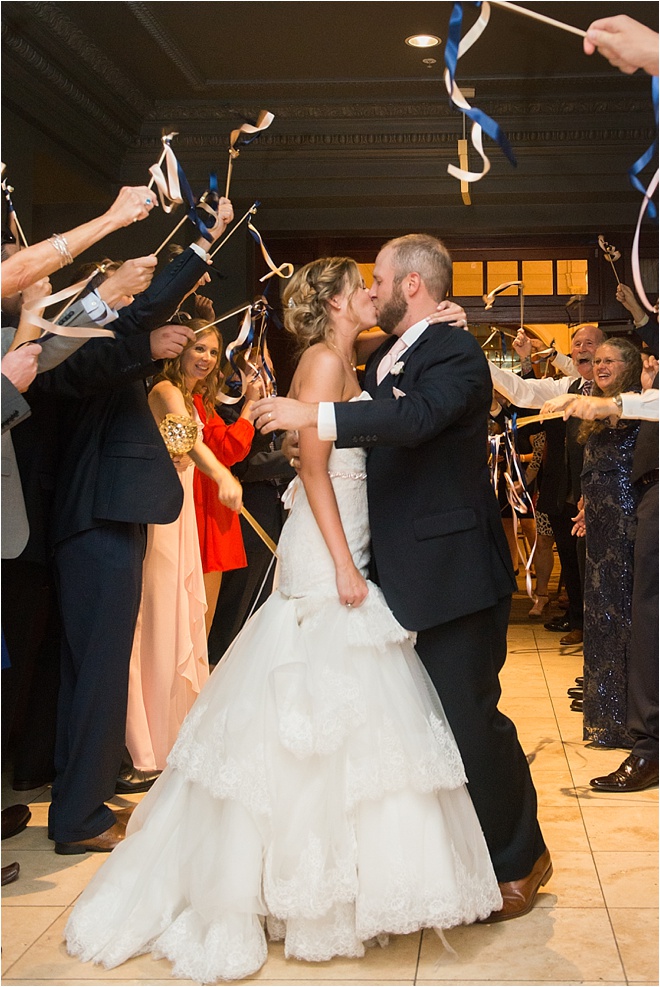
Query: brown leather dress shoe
54 819 126 855
590 754 659 793
1 861 20 886
1 804 31 841
479 848 553 923
560 628 583 646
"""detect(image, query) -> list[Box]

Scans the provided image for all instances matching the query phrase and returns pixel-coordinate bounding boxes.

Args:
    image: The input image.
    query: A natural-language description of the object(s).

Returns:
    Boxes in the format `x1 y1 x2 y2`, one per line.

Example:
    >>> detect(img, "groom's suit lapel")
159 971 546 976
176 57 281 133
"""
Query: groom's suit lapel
365 327 431 398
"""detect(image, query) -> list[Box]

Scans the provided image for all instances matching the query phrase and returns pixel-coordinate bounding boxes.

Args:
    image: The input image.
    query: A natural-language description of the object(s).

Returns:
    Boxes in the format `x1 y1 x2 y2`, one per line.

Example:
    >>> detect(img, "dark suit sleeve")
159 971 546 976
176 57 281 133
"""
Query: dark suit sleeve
636 317 659 358
2 374 31 433
335 331 490 449
109 246 209 337
30 333 159 400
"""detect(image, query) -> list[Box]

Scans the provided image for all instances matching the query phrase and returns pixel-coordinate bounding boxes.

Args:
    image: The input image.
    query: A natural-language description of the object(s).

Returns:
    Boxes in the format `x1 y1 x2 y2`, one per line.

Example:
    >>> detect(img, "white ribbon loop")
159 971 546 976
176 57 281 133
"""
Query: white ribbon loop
148 140 183 214
23 275 115 339
632 167 660 314
445 3 493 183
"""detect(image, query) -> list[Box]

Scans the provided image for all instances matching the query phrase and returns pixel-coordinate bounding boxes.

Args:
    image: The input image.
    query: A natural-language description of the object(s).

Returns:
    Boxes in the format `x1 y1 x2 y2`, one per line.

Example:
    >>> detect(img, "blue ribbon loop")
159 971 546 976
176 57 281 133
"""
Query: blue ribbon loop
445 2 517 170
628 76 658 222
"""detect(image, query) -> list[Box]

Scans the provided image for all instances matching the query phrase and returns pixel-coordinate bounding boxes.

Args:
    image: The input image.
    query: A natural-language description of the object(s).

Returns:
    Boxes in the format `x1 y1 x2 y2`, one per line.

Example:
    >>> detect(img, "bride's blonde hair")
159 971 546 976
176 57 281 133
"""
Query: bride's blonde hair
282 257 362 356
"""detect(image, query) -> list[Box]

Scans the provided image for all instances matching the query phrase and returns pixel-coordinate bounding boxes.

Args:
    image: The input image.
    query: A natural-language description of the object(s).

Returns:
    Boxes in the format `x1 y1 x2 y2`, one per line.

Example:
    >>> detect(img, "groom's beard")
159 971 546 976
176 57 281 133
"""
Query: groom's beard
377 280 408 334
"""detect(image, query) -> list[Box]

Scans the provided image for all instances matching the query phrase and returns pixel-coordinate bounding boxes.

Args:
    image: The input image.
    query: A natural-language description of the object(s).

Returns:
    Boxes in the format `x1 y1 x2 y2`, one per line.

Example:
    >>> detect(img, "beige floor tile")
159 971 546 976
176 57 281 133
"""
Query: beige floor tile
609 907 659 983
1 905 66 975
1 851 106 907
500 696 556 720
514 716 563 746
580 803 658 852
536 850 605 908
593 851 659 909
418 908 625 983
537 804 590 853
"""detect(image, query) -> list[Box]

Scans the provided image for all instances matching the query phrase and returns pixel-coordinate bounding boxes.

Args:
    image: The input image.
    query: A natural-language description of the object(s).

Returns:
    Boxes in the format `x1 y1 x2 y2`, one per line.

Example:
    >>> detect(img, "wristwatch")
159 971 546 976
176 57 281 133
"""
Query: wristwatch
612 394 623 416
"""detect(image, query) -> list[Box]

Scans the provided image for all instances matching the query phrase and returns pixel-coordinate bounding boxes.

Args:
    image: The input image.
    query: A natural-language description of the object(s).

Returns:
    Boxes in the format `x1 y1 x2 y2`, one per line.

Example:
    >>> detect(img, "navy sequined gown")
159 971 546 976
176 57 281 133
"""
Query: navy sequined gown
581 420 640 748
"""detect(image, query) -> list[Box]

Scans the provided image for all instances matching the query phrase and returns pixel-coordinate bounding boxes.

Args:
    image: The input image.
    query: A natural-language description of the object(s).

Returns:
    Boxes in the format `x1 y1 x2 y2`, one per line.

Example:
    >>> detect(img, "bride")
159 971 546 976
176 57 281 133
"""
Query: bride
64 257 502 983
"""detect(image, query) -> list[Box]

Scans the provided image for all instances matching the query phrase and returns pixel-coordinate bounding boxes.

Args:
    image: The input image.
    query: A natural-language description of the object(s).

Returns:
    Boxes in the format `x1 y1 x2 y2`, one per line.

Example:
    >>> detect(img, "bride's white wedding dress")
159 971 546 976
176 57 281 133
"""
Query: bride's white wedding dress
65 396 502 983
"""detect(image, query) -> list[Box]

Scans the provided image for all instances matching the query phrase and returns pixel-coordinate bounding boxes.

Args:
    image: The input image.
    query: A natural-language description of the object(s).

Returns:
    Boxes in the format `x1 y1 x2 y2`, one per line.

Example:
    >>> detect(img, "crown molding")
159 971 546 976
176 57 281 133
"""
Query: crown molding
18 1 152 118
125 2 206 90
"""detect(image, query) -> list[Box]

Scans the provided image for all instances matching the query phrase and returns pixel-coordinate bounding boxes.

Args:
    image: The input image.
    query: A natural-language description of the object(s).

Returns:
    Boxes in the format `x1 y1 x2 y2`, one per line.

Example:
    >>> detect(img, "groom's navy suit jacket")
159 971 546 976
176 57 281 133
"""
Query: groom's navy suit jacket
335 324 515 632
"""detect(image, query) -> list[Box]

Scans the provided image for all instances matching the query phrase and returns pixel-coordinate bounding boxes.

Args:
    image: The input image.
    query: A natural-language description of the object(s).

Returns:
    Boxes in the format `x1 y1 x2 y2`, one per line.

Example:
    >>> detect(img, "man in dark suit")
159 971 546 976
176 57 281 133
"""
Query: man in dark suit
253 234 549 921
33 206 242 854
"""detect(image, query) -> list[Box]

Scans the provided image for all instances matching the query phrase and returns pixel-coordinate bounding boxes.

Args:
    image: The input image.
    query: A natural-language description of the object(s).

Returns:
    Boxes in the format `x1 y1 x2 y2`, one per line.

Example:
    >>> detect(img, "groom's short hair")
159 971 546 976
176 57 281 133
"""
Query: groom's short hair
383 234 452 303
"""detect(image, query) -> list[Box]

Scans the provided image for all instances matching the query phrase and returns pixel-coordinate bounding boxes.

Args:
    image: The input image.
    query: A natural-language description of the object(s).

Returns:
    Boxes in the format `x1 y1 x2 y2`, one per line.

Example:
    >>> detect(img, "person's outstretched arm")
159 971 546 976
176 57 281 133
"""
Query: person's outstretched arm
583 15 659 75
1 186 157 298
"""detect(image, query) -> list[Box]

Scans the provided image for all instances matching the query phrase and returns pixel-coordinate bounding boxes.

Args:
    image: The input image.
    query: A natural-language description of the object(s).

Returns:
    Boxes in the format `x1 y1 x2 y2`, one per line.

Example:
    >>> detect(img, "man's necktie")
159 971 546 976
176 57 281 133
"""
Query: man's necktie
376 337 407 385
581 379 593 395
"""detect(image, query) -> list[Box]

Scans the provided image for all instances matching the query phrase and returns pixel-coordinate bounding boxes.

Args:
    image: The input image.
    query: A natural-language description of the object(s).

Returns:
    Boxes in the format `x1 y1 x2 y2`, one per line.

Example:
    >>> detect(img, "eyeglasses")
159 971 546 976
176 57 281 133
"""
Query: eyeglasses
593 358 626 366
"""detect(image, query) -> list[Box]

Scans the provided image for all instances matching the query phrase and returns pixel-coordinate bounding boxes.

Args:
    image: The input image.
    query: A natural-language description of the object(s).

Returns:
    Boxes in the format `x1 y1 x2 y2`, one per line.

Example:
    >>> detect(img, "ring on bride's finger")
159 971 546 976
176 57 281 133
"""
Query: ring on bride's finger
346 602 353 607
289 457 296 467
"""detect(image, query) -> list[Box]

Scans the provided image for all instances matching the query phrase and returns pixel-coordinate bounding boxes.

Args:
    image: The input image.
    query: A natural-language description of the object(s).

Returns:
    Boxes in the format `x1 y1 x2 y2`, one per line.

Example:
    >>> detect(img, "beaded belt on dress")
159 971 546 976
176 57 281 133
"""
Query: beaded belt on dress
328 470 367 481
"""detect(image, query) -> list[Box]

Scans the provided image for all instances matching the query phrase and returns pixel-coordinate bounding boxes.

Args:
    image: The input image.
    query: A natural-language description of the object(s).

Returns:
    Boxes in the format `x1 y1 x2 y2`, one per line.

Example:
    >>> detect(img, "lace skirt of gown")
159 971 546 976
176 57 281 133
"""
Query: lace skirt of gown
65 435 501 983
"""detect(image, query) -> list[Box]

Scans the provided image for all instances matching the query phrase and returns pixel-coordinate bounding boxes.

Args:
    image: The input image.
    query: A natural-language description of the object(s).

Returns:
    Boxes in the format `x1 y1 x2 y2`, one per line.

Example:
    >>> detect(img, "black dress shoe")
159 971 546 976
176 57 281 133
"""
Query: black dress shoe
1 862 20 886
590 754 659 792
544 616 570 632
12 774 54 792
570 699 583 712
1 804 31 841
575 676 584 686
567 687 583 699
115 767 161 794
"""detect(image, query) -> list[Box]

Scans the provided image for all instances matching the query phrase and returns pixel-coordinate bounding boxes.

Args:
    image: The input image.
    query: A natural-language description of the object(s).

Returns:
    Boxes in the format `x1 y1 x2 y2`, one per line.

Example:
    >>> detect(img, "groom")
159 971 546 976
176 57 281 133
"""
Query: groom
255 234 550 921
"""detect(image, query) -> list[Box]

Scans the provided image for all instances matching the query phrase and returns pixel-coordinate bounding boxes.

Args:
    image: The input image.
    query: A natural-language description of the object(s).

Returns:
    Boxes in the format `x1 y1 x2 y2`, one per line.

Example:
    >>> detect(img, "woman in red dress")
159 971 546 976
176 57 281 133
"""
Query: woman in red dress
193 363 262 634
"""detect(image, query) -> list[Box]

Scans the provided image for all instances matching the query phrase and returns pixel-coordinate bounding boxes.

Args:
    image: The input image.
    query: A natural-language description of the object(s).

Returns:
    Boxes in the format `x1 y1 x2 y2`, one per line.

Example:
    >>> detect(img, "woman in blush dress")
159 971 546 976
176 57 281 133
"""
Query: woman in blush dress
65 260 501 984
574 337 642 748
125 323 243 775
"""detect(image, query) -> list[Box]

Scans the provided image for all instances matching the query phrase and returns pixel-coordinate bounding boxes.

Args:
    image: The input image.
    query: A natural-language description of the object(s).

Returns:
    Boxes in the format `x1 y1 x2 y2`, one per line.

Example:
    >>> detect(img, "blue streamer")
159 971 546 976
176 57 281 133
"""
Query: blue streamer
445 2 517 168
628 75 658 222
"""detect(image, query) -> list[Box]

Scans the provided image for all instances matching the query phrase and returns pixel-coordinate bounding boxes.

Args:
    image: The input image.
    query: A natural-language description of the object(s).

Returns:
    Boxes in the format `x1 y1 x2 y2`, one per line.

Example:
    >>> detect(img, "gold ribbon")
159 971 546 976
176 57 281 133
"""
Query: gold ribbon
247 221 294 282
23 276 115 340
225 111 274 196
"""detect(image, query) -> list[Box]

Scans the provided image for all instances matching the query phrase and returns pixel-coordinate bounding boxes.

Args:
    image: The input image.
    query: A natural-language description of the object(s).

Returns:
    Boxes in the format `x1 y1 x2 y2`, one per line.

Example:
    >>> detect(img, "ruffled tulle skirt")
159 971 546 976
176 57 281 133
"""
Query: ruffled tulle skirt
65 585 501 983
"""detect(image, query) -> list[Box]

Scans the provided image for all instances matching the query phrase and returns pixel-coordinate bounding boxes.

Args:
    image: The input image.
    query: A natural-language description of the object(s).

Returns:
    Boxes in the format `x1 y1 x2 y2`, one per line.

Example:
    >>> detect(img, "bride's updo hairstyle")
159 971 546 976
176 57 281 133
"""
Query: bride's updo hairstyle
282 257 362 356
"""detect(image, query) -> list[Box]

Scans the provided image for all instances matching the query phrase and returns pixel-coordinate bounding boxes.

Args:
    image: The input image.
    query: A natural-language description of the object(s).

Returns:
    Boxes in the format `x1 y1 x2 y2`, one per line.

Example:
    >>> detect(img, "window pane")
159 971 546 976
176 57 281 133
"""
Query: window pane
557 260 588 295
452 261 483 296
487 261 519 295
522 260 553 295
357 263 374 289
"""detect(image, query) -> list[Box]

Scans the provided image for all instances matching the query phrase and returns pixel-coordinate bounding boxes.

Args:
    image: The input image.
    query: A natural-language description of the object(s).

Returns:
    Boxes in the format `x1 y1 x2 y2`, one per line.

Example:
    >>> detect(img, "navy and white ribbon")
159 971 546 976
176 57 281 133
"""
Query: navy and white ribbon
444 1 516 183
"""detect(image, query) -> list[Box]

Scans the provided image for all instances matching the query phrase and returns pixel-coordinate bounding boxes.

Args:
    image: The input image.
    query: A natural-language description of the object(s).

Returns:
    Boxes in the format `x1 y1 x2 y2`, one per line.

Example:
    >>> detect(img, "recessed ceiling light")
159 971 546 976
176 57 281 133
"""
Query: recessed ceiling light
405 34 441 48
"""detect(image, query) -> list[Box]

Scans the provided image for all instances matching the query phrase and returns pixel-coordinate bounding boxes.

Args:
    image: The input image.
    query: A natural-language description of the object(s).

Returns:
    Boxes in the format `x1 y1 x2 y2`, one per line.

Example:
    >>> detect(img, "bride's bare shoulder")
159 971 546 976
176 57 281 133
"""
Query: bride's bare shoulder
290 344 345 400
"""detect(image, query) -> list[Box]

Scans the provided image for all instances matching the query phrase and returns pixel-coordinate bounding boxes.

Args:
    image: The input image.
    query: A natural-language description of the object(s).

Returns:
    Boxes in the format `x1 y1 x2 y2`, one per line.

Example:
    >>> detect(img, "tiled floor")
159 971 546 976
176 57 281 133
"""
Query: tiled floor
2 586 657 986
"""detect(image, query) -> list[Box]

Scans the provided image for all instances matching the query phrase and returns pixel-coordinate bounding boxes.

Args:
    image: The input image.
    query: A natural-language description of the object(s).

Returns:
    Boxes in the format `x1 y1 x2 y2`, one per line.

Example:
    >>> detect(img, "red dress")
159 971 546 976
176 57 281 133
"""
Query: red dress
193 394 255 574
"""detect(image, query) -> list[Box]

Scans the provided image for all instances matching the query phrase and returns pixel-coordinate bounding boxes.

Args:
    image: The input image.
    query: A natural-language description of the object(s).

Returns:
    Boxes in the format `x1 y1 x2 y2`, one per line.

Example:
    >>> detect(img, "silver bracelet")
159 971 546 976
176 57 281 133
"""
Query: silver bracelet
48 233 74 268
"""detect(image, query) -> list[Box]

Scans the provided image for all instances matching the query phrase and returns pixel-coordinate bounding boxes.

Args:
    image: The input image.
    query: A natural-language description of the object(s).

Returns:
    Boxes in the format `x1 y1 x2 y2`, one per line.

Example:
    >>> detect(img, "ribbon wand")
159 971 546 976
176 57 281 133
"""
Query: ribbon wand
489 1 586 38
2 180 29 248
224 111 274 198
209 202 259 260
598 235 622 285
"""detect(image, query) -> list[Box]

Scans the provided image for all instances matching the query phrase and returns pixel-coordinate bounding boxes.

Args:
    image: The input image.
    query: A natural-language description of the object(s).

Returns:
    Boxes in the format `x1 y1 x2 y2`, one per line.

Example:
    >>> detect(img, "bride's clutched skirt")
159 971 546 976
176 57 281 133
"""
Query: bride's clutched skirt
65 585 502 983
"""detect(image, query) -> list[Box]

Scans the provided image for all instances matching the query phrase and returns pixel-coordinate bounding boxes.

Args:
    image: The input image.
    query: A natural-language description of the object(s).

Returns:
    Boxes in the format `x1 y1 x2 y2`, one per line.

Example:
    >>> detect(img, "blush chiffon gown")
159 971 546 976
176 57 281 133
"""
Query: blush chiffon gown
65 399 502 983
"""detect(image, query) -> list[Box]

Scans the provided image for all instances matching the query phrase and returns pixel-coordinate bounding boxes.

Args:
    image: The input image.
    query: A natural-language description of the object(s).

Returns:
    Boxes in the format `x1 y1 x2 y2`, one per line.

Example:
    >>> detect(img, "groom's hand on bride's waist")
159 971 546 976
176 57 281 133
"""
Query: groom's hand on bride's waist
253 397 318 435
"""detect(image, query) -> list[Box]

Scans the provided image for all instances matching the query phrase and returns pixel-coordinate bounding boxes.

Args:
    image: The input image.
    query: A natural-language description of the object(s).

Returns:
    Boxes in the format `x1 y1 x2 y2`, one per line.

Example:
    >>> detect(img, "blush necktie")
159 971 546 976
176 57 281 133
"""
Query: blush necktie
376 337 407 385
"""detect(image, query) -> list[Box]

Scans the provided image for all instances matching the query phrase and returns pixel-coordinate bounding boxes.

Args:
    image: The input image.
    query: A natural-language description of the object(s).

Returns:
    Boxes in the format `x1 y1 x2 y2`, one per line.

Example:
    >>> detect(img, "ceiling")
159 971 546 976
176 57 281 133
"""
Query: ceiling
2 1 658 242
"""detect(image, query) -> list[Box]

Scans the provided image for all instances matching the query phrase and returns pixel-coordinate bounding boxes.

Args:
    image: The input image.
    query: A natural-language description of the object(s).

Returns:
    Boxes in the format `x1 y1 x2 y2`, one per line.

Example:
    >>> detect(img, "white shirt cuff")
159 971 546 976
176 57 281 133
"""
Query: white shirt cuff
190 242 209 262
621 390 659 421
318 402 338 441
80 291 117 326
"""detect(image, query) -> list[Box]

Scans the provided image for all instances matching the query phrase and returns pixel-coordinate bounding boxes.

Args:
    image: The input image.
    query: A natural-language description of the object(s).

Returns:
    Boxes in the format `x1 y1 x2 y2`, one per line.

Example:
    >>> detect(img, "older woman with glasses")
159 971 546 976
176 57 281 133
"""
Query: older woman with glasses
573 337 643 749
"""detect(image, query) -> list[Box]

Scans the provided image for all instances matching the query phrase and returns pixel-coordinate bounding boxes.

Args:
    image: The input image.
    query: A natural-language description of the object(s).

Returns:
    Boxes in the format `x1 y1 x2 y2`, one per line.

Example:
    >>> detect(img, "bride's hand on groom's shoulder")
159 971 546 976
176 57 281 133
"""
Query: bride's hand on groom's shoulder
427 300 468 329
